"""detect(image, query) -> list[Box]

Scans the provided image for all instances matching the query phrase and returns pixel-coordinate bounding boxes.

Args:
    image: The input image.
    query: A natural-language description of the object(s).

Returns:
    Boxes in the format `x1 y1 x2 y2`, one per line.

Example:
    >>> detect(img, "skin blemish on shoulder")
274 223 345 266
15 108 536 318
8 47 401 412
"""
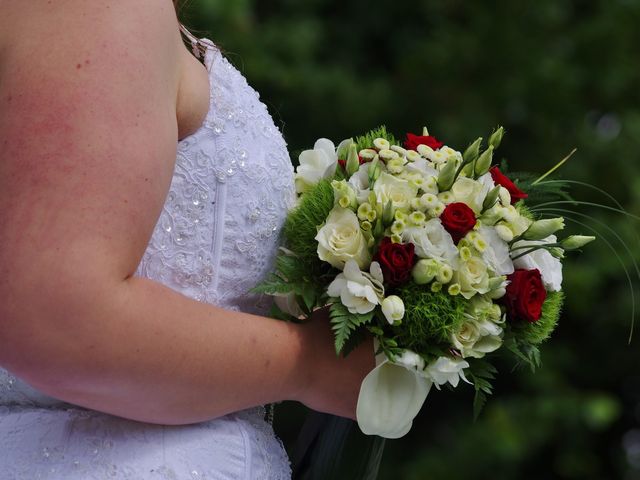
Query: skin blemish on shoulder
76 64 82 70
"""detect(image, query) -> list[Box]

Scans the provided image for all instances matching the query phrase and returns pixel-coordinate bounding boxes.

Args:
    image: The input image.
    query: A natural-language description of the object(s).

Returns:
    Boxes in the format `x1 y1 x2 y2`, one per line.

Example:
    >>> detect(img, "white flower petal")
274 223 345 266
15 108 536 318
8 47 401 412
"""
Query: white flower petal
357 359 432 439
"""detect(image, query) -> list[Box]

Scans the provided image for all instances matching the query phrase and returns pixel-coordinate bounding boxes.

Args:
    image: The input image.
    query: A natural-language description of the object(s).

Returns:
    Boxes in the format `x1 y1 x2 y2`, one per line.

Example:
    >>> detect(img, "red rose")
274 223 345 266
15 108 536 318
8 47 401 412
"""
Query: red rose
440 202 477 243
489 167 528 204
373 237 416 287
404 133 444 151
504 269 547 322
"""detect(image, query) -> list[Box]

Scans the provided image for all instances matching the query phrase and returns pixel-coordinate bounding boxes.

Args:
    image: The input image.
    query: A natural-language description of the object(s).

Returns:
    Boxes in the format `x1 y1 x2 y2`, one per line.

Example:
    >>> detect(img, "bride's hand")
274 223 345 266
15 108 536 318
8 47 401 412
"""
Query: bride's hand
294 309 375 420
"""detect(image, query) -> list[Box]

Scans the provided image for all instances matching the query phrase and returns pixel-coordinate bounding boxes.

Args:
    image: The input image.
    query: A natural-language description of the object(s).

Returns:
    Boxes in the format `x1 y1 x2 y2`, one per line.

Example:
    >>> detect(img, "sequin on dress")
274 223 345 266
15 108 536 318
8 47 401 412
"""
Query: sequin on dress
0 39 295 479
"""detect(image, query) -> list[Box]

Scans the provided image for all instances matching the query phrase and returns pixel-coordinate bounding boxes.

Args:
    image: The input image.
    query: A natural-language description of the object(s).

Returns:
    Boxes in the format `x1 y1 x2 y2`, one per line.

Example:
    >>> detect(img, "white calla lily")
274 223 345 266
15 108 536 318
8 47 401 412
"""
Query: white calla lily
357 354 432 439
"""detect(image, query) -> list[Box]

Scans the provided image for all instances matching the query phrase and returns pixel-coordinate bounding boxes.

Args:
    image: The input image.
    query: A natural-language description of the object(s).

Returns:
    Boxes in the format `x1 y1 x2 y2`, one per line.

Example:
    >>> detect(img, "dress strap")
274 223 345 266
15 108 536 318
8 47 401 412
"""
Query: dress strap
179 24 209 61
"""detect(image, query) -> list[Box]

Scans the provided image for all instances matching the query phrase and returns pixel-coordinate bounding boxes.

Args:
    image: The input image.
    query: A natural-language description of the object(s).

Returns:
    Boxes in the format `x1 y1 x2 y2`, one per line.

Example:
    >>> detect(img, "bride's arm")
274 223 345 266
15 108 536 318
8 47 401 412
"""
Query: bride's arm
0 0 372 424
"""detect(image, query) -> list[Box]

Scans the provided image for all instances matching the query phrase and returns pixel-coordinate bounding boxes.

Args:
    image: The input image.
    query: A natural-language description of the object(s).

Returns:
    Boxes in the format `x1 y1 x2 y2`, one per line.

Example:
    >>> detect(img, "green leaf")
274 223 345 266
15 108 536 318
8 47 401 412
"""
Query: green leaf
329 301 374 355
251 274 294 295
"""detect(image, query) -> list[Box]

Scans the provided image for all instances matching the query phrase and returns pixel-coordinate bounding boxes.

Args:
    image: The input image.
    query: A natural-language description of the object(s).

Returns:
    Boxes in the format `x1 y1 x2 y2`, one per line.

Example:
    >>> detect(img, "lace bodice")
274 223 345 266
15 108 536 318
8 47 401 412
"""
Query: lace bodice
135 40 295 313
0 39 295 479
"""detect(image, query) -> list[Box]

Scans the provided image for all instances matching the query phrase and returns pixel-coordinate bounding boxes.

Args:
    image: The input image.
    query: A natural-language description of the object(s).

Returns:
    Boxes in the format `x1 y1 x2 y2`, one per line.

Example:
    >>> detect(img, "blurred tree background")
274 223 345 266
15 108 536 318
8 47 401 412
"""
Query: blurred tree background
181 1 640 478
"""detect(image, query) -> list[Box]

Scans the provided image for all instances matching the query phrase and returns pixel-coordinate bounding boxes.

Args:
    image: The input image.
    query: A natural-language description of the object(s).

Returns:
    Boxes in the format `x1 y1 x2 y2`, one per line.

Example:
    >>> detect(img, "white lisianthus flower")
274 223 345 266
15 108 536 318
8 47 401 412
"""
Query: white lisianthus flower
294 138 339 193
478 225 514 276
453 256 491 299
315 207 371 270
373 172 418 210
512 235 563 291
424 356 470 388
393 349 425 371
452 316 503 359
347 162 375 204
451 176 492 214
381 295 405 325
402 218 459 268
327 260 384 314
405 157 438 180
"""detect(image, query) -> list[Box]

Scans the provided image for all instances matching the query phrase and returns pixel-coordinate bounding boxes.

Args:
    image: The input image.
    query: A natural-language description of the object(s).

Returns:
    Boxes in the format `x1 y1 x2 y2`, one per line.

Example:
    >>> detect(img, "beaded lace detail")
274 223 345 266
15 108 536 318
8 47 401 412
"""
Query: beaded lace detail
0 39 294 479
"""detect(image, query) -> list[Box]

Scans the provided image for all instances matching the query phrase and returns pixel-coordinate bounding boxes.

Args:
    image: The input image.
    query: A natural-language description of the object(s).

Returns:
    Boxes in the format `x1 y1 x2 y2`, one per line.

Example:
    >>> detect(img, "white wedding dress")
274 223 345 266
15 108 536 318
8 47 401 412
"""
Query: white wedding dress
0 38 295 479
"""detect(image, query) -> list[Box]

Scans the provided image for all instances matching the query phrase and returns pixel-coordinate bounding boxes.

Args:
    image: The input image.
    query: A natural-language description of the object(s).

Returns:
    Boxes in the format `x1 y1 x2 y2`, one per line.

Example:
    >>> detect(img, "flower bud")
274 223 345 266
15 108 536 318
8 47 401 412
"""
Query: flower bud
459 246 472 262
336 138 352 160
436 264 453 284
386 157 405 174
390 233 403 244
409 211 426 226
438 191 454 204
549 247 565 259
382 199 395 226
391 145 408 157
417 144 435 158
346 142 360 177
482 185 501 212
523 217 565 240
498 186 511 206
359 148 377 161
390 220 406 235
368 157 382 183
381 295 405 325
361 220 372 231
379 149 400 162
474 145 494 177
357 202 373 221
428 204 445 217
431 281 443 293
488 126 505 150
494 224 514 242
561 235 596 250
406 150 422 162
447 283 461 296
437 159 458 191
412 258 439 284
463 137 482 164
422 126 430 136
373 138 390 151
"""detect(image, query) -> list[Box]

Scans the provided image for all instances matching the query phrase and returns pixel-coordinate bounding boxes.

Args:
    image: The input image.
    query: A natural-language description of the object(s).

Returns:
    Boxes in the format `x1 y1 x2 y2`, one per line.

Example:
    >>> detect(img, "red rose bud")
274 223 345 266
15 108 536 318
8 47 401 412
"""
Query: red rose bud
440 202 477 244
504 269 547 322
373 237 416 287
404 133 444 151
489 167 528 204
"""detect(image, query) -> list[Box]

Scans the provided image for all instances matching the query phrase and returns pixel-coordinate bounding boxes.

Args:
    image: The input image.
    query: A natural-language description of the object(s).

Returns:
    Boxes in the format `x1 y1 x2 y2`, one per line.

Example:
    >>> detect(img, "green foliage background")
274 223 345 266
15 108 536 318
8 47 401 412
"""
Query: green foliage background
182 1 640 478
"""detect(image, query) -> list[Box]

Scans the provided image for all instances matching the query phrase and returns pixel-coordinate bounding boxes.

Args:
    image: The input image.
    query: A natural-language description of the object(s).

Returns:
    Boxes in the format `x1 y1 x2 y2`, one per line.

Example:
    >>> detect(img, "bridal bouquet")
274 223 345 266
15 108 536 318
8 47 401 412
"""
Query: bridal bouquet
255 126 594 439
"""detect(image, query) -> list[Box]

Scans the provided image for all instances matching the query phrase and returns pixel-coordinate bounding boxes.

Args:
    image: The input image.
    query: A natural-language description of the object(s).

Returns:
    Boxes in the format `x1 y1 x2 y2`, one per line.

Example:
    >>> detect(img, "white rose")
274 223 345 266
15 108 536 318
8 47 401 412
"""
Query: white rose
381 295 405 325
327 260 384 314
451 175 492 214
451 316 503 359
478 225 514 276
454 256 490 299
315 207 371 270
424 356 470 388
294 138 338 193
373 172 418 210
512 235 563 291
402 219 459 268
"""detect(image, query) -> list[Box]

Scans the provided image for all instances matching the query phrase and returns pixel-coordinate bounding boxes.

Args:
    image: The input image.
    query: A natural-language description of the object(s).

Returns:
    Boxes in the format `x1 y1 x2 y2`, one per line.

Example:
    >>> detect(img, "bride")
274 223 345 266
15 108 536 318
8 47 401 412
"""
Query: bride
0 0 373 478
